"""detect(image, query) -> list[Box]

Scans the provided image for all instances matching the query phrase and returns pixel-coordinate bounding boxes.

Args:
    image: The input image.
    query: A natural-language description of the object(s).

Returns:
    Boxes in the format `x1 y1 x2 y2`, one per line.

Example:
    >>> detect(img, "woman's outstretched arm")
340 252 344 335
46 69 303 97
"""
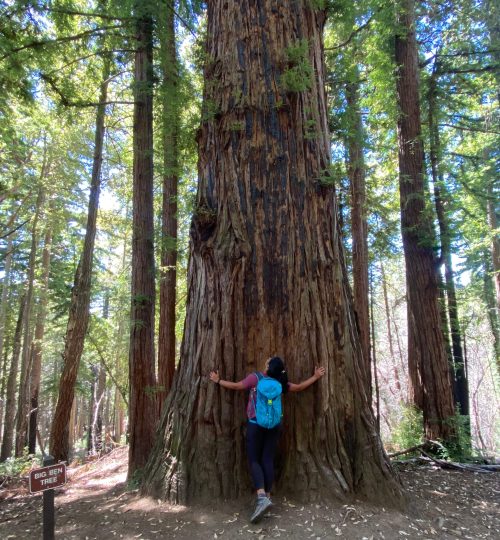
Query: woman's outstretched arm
209 370 247 390
288 366 325 392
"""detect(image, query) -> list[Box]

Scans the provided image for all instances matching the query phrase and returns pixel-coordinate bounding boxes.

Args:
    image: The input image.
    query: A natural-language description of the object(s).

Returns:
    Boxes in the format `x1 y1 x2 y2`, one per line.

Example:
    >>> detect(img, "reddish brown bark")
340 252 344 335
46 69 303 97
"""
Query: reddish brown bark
128 8 157 477
0 294 25 461
143 0 402 504
0 235 14 436
428 72 469 424
49 58 110 462
395 0 456 441
158 2 179 410
345 76 371 395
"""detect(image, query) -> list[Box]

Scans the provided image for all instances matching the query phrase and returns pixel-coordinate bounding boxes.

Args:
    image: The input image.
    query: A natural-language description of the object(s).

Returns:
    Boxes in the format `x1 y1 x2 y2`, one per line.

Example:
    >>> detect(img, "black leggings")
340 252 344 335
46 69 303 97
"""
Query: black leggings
246 421 281 493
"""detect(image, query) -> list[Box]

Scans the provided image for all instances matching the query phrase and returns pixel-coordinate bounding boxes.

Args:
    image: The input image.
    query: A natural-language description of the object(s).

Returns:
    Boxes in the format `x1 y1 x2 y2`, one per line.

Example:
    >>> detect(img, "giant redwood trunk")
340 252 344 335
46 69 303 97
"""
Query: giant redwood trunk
395 0 456 441
49 57 110 462
143 1 402 504
128 7 157 476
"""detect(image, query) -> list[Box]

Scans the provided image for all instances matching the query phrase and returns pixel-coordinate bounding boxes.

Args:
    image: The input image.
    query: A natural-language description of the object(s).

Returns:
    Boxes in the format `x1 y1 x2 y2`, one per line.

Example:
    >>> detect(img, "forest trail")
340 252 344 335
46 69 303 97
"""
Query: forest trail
0 446 498 540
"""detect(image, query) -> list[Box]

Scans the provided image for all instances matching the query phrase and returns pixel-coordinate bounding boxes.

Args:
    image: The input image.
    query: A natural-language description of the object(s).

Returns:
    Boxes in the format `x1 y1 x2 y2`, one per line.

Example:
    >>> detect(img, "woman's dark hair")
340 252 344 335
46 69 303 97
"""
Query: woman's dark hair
267 356 288 394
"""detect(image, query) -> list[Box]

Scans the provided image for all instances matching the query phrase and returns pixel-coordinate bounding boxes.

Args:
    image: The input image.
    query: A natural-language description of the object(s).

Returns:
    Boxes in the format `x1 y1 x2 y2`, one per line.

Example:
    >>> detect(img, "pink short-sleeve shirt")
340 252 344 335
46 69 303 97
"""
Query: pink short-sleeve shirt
242 372 262 420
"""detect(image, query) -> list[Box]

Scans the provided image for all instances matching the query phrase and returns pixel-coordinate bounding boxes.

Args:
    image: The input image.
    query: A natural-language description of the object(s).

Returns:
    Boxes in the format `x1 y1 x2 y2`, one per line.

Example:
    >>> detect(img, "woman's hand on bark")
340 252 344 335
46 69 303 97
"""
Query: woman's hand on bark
209 370 220 384
314 366 326 380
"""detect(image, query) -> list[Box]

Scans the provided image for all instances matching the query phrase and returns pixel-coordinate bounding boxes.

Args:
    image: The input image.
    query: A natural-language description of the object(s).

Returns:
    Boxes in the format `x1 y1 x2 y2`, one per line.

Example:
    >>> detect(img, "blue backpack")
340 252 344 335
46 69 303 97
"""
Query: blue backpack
254 372 283 429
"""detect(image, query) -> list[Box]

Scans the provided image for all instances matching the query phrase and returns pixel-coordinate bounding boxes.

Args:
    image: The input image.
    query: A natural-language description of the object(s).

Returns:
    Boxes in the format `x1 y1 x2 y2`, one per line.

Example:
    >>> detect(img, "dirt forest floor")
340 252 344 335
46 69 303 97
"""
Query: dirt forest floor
0 447 498 540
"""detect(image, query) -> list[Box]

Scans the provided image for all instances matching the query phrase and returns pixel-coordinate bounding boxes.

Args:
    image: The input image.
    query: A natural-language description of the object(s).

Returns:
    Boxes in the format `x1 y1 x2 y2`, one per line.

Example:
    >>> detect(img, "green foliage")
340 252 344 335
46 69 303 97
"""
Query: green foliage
304 118 318 140
281 39 313 93
316 162 345 187
0 452 41 480
201 99 220 122
391 405 424 452
441 410 473 462
307 0 329 10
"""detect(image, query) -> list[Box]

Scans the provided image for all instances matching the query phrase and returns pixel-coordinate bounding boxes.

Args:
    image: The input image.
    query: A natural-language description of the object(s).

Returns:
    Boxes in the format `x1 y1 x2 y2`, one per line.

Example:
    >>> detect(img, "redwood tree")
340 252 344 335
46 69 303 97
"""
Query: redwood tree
157 0 179 410
143 1 401 504
345 73 371 395
128 3 157 477
395 0 456 441
428 69 469 428
15 186 45 456
0 294 25 461
49 56 111 462
28 224 53 454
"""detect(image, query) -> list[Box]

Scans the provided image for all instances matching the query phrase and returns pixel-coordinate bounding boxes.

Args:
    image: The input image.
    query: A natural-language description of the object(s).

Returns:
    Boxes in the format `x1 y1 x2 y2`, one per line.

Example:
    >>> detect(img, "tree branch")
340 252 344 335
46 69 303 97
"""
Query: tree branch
0 219 30 239
38 6 133 21
439 123 500 135
88 335 129 406
437 65 498 75
324 16 374 51
1 24 127 60
40 72 134 107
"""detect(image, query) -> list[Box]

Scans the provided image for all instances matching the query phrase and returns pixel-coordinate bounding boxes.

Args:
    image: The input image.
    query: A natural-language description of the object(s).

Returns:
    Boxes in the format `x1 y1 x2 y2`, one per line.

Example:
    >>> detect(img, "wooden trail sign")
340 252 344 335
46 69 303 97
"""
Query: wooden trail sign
29 456 66 540
29 462 66 493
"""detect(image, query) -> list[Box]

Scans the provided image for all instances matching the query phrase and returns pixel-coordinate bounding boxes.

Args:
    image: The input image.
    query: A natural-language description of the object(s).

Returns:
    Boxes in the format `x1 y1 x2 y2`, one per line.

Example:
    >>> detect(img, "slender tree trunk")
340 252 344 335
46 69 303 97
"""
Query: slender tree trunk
28 226 53 454
68 397 77 452
128 4 157 477
486 177 500 311
0 236 14 435
49 57 111 462
87 365 106 454
113 234 128 444
0 294 26 461
143 0 402 505
345 74 371 397
16 187 45 456
88 295 109 454
157 0 180 411
395 0 456 441
87 366 97 452
369 269 380 432
483 254 500 368
428 73 470 427
95 366 106 451
380 262 402 396
114 391 124 443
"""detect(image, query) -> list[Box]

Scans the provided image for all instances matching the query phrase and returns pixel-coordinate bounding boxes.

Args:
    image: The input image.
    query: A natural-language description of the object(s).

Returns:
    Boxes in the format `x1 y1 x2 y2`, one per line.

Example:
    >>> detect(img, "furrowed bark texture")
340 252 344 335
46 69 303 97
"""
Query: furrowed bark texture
395 0 456 441
128 10 157 476
345 76 371 396
49 59 109 462
143 0 402 504
158 2 179 409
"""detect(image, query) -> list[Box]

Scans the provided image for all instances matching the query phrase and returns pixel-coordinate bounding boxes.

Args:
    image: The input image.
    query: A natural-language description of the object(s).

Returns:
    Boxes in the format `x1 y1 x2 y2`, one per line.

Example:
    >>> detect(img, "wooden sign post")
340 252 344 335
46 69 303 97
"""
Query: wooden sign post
29 456 67 540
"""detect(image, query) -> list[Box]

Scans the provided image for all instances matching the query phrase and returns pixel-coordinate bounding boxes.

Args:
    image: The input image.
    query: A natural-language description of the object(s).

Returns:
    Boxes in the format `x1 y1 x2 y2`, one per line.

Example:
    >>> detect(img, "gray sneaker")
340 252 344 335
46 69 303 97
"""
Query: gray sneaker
250 496 272 523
